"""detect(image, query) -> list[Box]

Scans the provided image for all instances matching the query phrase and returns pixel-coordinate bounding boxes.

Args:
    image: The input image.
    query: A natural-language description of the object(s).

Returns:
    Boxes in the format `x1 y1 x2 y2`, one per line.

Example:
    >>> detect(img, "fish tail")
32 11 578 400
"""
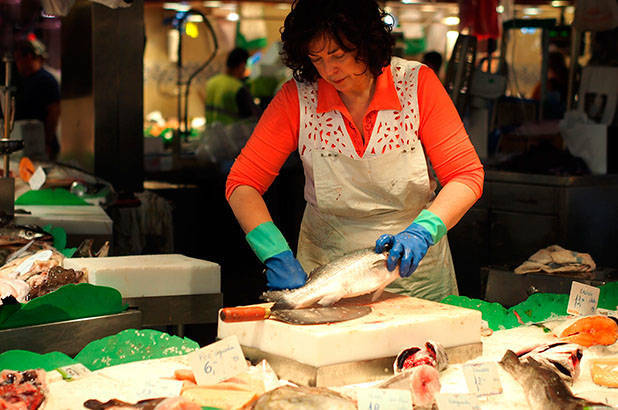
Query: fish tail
261 290 296 310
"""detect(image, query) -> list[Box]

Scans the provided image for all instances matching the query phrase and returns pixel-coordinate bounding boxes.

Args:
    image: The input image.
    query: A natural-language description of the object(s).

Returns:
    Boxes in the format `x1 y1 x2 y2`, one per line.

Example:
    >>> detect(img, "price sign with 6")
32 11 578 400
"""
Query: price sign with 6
189 335 248 385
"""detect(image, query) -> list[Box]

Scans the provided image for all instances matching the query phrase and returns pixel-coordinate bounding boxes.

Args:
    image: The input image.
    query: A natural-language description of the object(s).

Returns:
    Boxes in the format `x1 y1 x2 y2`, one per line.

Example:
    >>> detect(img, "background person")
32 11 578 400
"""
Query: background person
205 47 260 125
12 36 61 161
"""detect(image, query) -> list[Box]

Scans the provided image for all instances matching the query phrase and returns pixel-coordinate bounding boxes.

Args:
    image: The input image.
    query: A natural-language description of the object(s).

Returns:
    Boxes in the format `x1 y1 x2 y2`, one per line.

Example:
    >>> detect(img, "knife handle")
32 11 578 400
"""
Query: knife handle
220 306 271 322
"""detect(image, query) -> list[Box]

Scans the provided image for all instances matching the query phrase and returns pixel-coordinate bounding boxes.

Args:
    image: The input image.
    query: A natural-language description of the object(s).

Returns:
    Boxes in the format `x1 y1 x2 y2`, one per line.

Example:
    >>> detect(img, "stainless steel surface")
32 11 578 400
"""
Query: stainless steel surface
484 267 617 308
449 171 618 298
0 309 142 356
123 293 223 327
242 342 483 387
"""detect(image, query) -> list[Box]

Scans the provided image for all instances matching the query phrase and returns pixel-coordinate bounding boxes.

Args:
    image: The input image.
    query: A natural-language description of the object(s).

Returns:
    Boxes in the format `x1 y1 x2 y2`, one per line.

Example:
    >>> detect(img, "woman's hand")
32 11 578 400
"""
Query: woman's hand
264 250 307 290
375 224 433 277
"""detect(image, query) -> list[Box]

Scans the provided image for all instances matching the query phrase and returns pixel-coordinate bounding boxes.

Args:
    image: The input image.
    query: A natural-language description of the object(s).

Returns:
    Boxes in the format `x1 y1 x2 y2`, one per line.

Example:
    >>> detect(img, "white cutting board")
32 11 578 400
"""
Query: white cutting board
218 292 481 368
64 254 221 298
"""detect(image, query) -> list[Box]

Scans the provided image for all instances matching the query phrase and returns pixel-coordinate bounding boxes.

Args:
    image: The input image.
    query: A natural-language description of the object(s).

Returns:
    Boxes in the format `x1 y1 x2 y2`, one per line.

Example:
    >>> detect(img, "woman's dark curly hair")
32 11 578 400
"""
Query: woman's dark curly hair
281 0 394 83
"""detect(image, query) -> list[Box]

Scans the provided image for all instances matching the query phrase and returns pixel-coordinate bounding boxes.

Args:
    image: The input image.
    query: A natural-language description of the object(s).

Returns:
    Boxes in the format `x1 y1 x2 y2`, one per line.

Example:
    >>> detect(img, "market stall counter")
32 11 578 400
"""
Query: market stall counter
64 254 223 333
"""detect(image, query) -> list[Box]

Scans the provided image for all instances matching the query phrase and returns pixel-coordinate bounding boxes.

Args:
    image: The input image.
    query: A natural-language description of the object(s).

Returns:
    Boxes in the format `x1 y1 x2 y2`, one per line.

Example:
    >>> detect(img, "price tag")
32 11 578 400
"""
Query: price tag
463 362 503 396
134 378 183 400
356 388 412 410
567 282 600 316
29 166 46 190
56 363 91 380
188 335 248 385
434 393 481 410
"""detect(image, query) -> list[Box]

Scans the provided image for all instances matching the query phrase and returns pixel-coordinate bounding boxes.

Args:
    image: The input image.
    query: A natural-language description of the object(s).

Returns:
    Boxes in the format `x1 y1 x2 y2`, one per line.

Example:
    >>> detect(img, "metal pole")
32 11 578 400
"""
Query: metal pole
566 27 581 112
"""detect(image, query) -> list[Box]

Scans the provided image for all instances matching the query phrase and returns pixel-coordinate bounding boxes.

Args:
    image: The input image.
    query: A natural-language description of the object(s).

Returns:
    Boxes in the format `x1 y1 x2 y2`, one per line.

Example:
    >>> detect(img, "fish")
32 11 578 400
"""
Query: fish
84 397 200 410
378 364 441 408
0 278 30 304
555 315 618 347
76 239 110 258
516 342 583 383
0 369 48 410
499 349 607 410
0 224 53 247
251 385 356 410
395 340 449 373
262 248 400 309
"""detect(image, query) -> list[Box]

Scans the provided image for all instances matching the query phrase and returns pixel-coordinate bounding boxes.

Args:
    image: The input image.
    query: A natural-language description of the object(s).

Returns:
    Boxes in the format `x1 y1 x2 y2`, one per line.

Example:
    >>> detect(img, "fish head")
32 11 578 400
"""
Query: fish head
18 225 53 242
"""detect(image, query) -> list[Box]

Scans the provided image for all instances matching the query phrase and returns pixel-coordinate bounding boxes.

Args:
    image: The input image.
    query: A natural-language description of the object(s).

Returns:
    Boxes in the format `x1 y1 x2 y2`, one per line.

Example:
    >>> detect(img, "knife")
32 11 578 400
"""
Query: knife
219 305 372 325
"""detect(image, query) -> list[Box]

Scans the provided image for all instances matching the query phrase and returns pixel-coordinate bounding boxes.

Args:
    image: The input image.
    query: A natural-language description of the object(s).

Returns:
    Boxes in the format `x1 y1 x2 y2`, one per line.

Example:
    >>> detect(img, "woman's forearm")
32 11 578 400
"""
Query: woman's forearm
426 181 479 230
227 185 274 233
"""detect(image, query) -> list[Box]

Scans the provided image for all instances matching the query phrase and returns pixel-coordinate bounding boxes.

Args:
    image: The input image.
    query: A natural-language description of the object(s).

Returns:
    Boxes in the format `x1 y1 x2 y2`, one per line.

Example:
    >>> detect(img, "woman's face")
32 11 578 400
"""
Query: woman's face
308 34 370 93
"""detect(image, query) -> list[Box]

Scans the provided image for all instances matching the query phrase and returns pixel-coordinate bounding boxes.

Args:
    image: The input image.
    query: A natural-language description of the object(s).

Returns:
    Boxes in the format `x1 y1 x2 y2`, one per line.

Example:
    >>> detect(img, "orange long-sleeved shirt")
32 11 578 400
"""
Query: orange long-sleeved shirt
226 64 484 200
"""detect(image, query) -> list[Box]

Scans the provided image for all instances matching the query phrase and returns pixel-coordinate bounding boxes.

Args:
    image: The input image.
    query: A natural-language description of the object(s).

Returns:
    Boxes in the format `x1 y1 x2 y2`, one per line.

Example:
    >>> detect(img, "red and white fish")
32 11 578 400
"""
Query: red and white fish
394 340 449 373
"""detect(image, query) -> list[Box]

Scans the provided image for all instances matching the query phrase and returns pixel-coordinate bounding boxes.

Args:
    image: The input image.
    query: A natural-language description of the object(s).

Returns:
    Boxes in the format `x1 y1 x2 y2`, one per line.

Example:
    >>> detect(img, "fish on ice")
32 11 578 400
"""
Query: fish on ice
499 349 607 410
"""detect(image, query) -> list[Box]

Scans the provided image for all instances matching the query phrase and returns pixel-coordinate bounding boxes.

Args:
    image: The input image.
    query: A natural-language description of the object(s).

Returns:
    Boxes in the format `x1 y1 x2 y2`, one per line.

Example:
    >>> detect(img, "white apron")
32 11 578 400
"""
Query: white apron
295 57 458 302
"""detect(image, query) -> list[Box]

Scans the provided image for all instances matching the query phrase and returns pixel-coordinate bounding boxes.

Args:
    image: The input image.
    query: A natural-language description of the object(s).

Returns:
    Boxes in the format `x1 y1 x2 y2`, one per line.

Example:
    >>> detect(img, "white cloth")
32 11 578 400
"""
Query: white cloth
295 57 458 302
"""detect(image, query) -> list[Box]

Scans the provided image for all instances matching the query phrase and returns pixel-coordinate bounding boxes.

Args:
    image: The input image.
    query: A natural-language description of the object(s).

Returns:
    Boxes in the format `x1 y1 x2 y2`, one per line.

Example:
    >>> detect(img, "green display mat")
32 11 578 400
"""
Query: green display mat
0 283 126 330
74 329 199 370
0 329 199 372
442 281 618 331
15 188 91 206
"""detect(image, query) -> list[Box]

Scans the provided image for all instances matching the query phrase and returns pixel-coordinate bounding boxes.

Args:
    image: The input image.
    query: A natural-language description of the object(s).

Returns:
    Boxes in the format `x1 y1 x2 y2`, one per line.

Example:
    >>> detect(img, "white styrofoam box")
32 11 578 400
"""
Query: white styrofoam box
64 254 220 298
14 205 112 235
218 293 481 368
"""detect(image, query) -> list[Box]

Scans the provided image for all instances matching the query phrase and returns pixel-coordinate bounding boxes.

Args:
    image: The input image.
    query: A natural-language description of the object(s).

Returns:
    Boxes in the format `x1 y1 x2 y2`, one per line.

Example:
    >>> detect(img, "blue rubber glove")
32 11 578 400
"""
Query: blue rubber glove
246 221 307 290
375 210 447 277
264 250 307 290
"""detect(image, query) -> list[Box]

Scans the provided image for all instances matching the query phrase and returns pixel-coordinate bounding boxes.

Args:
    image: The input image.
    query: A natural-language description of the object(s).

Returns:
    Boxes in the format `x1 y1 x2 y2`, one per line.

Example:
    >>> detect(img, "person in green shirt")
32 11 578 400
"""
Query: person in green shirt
205 48 260 125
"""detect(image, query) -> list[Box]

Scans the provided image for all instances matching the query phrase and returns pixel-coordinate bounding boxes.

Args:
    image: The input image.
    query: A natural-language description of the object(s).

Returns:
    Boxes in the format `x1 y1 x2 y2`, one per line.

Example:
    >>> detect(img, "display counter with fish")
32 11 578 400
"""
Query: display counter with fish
218 292 483 387
3 312 617 410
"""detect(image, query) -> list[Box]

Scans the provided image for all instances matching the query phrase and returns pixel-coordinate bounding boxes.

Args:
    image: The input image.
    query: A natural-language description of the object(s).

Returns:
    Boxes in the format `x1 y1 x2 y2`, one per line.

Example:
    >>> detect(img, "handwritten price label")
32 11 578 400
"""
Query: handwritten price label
189 335 248 385
567 282 600 316
463 362 503 396
435 393 481 410
356 388 412 410
134 378 183 400
56 363 91 380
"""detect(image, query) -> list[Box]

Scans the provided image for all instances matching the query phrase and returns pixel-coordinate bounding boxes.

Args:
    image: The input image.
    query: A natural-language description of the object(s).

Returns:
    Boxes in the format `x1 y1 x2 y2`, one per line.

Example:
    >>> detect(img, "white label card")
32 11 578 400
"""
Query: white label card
133 378 183 400
356 388 412 410
567 281 600 316
188 335 248 385
29 166 46 190
57 363 91 380
435 393 481 410
463 362 503 396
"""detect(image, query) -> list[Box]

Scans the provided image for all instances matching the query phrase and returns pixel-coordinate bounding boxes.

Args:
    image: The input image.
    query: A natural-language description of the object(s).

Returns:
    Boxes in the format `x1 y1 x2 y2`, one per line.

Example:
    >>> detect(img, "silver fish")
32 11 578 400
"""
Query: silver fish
499 350 607 410
262 248 400 309
517 342 583 383
252 385 356 410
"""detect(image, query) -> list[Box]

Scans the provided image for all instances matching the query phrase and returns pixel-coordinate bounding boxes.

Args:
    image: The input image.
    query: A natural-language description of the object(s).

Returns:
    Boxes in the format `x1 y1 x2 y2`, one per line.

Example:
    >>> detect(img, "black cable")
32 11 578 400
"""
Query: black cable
176 9 218 142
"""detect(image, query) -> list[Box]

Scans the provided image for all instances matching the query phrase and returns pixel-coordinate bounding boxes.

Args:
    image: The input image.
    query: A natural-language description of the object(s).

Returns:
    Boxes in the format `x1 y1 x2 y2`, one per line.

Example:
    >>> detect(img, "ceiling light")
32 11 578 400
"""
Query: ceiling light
524 7 539 15
496 5 504 13
203 1 221 6
226 12 239 22
163 2 190 11
442 16 460 26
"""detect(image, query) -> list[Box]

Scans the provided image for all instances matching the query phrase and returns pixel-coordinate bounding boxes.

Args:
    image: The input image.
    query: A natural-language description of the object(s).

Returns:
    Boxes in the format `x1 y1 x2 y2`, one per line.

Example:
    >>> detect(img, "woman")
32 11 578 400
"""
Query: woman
225 0 484 302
